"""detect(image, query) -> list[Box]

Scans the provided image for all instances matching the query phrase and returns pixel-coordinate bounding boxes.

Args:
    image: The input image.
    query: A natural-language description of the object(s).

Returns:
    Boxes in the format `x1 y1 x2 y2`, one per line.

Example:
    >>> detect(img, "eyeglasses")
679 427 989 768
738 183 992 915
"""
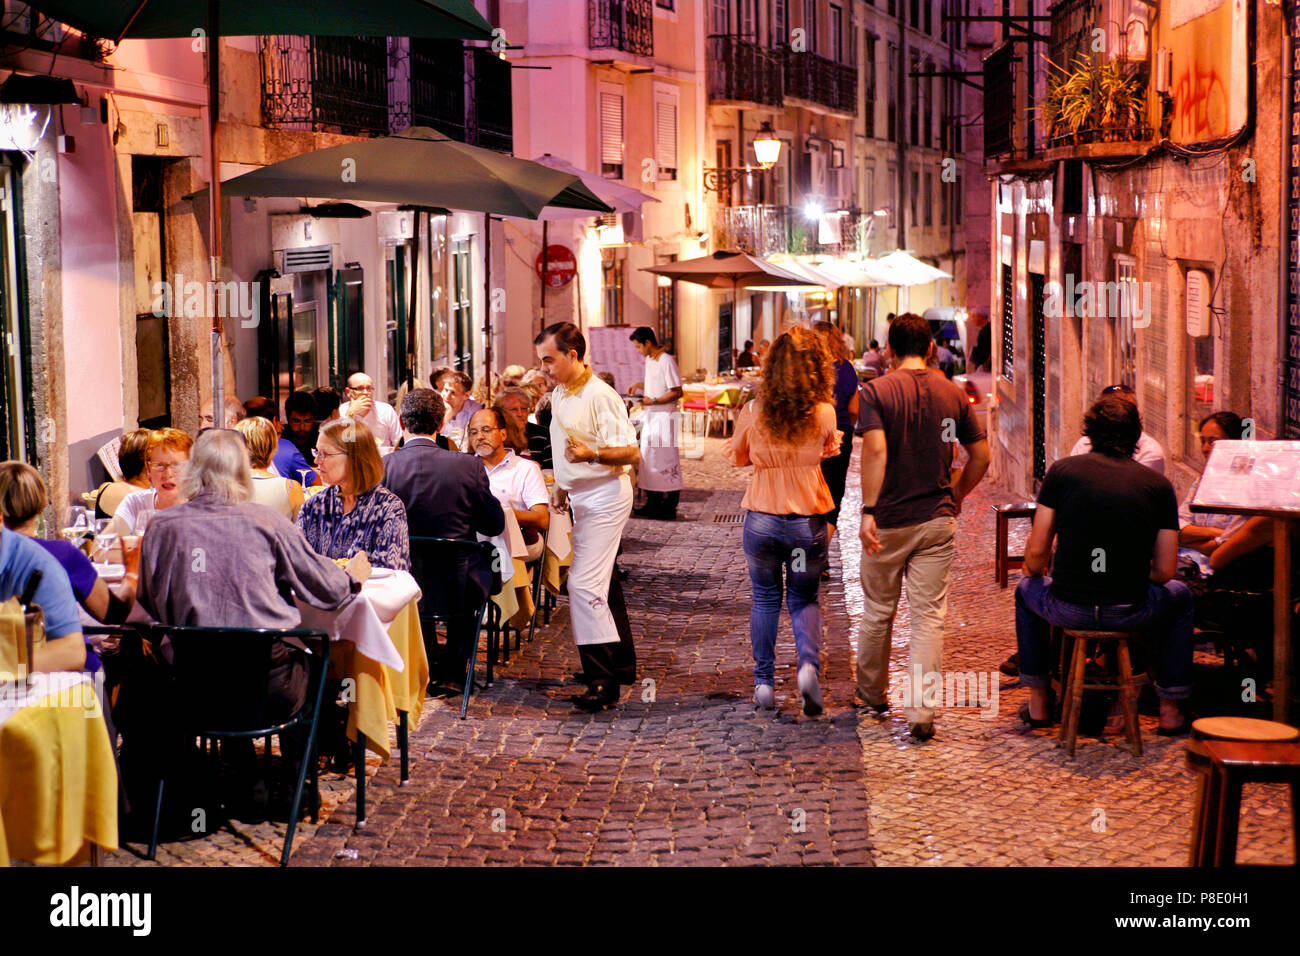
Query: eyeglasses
149 461 182 474
347 384 374 394
313 448 346 460
467 426 504 438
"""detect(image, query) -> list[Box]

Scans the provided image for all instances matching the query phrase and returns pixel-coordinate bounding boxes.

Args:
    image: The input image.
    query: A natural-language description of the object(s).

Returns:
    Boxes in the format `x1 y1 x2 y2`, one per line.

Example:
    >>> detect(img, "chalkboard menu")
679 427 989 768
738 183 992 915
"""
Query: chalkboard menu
718 302 734 375
587 325 645 397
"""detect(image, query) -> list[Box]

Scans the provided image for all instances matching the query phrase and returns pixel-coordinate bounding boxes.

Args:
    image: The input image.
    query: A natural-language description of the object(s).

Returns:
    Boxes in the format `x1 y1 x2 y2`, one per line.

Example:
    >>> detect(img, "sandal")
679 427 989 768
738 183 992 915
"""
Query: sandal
1018 701 1053 729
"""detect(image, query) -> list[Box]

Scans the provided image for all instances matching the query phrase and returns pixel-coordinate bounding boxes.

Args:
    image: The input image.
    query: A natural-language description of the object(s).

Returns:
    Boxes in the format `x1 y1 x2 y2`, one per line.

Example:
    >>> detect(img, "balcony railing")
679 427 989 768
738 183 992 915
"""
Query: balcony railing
589 0 654 57
261 35 389 136
707 35 784 107
409 38 466 140
712 204 793 258
471 48 513 154
784 51 856 115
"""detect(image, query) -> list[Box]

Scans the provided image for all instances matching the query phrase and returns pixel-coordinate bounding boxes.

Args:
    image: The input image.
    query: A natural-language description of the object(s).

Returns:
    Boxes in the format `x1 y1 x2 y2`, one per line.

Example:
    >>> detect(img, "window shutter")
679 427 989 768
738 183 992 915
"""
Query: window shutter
655 98 677 174
600 91 625 168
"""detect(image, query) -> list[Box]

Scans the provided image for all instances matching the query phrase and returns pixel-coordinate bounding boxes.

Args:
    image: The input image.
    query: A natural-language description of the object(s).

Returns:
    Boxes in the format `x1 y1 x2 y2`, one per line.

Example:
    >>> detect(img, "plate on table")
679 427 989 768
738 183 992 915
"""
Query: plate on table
369 568 395 581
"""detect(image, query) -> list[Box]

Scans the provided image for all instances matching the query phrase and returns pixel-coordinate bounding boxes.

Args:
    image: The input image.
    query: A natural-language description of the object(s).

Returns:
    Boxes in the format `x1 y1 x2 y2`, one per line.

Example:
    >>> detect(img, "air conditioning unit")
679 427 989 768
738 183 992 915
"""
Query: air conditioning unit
281 245 333 274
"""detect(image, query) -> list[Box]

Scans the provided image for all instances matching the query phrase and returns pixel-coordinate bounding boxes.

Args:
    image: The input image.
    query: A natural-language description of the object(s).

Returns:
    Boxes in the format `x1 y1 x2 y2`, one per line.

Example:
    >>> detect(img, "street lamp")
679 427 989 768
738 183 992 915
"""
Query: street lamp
753 121 781 169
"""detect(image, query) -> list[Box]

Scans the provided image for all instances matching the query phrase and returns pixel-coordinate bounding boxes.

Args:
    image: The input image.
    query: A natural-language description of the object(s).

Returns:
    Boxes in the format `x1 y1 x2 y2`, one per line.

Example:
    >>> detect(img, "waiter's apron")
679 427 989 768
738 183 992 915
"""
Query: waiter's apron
638 406 682 492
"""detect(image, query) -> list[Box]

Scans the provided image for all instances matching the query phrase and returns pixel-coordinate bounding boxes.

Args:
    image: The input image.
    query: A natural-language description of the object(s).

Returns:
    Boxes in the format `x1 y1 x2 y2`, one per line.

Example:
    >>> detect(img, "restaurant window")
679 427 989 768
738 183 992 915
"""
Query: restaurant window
654 86 679 181
599 87 625 179
0 160 34 463
601 250 625 325
771 0 787 46
830 4 843 62
739 0 756 38
131 155 172 430
1115 254 1138 390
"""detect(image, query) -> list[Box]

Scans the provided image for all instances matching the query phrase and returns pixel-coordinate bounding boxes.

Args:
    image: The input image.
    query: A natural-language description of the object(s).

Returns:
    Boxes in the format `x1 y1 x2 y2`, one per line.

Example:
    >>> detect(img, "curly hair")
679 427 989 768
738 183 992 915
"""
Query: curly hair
758 327 833 445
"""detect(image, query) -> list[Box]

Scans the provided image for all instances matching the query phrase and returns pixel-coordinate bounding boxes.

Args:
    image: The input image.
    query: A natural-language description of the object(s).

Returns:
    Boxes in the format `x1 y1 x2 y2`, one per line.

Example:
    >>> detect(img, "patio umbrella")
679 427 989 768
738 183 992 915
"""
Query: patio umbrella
197 127 614 389
34 0 495 412
530 153 659 324
873 250 953 286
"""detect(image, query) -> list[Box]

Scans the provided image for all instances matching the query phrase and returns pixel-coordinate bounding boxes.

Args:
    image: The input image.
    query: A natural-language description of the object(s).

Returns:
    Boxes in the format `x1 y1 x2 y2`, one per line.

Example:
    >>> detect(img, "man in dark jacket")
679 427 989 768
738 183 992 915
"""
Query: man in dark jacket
383 388 505 689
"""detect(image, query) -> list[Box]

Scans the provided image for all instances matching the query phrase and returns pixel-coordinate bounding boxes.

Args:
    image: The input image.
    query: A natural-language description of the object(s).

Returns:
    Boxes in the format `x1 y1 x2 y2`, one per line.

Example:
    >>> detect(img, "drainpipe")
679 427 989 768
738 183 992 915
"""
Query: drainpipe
1280 2 1292 438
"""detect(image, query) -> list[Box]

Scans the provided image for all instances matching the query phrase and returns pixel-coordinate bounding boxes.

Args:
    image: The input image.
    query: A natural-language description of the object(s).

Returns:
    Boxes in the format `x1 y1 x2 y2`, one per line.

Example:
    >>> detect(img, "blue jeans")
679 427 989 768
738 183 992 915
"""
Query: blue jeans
742 511 828 686
1014 576 1194 700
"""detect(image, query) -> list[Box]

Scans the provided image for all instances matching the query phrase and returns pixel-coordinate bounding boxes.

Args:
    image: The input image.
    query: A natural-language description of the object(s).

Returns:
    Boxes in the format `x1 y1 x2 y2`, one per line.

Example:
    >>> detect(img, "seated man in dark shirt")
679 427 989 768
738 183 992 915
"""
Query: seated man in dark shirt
1016 395 1193 734
382 388 505 690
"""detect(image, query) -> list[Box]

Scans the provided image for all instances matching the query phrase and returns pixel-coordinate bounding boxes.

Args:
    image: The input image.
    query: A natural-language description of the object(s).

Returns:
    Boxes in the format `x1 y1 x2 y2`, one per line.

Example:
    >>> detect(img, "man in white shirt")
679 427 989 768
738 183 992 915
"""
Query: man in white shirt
435 368 483 444
1067 384 1166 474
535 321 640 711
627 326 683 520
469 407 550 562
339 372 402 448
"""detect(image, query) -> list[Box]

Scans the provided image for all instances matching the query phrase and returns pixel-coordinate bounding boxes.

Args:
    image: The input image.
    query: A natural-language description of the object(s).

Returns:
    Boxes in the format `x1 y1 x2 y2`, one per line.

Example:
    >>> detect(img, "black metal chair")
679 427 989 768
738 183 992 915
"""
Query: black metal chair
139 626 330 866
408 536 498 719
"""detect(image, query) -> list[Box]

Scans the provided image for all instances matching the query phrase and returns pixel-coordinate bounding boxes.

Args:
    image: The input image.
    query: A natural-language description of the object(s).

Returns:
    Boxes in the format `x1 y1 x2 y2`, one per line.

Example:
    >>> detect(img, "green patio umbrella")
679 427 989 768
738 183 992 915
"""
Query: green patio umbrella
196 128 614 388
31 0 494 411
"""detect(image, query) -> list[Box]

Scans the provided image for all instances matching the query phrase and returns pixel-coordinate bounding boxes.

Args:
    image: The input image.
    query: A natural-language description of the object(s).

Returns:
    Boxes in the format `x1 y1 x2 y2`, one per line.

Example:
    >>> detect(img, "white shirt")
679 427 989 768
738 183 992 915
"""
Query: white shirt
112 488 157 536
550 368 638 489
1069 433 1167 475
483 449 548 514
340 399 403 448
643 351 682 413
441 398 483 437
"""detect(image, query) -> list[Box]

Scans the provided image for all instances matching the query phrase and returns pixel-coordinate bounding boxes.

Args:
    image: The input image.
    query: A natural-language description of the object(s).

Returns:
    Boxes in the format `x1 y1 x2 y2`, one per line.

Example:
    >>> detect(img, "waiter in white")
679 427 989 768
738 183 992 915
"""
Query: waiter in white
627 327 684 520
535 321 640 711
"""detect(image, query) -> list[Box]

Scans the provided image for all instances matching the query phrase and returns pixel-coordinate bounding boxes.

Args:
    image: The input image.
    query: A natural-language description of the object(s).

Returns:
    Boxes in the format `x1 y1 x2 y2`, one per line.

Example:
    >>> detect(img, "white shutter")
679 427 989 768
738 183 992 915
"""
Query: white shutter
654 96 677 179
600 91 625 172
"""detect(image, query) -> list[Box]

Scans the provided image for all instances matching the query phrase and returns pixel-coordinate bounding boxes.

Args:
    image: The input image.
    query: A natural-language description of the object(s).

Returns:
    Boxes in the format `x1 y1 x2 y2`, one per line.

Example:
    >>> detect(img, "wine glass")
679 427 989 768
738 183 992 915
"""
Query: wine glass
297 468 313 490
92 529 118 566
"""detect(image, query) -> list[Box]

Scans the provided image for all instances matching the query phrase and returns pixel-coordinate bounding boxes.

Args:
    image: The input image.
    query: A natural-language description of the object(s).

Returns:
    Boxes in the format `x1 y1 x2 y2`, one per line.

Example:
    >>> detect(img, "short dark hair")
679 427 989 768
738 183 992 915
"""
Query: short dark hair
284 389 316 418
629 326 658 347
399 388 445 436
433 367 471 391
242 395 280 423
312 386 341 419
869 339 879 349
1199 411 1246 440
1100 383 1137 400
535 321 586 361
887 313 933 359
1083 394 1142 458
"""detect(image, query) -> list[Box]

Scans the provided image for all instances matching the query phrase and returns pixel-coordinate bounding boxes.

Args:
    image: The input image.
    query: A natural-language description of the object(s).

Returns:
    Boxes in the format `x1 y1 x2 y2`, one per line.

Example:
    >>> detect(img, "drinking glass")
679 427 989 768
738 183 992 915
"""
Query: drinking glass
92 530 118 565
135 511 152 536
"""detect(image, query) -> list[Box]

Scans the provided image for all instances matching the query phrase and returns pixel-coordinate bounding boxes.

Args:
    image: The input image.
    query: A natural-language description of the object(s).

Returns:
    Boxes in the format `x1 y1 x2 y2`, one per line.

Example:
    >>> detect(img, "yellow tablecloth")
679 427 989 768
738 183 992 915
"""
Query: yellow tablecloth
543 548 573 596
491 557 535 629
0 674 118 866
330 598 428 760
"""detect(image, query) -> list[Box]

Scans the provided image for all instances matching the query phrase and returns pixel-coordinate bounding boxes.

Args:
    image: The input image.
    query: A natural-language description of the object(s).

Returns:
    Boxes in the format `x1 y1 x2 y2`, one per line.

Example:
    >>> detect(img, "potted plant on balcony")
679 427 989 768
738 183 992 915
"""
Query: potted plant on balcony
1044 55 1097 145
1098 56 1142 141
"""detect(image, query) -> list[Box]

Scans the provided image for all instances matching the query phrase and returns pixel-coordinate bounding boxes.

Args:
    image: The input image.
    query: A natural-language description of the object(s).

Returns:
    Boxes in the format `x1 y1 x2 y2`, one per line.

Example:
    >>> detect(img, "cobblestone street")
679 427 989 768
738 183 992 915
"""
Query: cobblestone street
111 437 1295 867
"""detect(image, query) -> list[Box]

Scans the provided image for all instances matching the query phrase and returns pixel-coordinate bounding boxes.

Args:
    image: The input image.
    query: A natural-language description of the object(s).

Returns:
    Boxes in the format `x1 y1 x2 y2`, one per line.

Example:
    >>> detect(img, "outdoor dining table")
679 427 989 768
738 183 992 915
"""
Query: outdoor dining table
0 671 118 866
482 509 537 628
543 505 574 596
295 569 428 762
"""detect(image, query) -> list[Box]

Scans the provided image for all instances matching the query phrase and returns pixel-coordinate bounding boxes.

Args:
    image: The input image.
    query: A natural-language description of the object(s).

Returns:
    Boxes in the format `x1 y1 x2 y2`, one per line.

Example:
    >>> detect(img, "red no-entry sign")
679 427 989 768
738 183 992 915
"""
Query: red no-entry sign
536 245 576 289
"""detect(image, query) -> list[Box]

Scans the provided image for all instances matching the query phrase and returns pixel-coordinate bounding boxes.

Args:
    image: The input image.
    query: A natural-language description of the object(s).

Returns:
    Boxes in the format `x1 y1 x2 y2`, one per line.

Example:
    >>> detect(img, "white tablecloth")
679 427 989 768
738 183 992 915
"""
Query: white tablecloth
294 570 420 672
0 672 96 727
479 509 529 583
547 507 572 561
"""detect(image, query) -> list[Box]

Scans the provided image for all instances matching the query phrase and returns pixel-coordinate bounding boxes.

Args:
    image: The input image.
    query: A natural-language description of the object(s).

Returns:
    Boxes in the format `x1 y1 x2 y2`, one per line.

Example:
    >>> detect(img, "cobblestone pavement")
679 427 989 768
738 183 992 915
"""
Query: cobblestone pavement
109 435 1294 866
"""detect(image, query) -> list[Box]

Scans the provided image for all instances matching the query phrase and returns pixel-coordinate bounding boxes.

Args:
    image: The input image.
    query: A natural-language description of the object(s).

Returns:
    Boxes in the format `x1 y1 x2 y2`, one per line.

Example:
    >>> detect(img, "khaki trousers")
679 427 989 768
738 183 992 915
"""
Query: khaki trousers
856 515 957 725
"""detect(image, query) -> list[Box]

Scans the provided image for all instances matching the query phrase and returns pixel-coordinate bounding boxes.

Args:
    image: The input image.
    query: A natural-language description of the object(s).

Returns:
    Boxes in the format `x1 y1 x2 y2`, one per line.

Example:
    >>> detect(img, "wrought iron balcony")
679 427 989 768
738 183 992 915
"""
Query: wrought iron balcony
471 48 513 154
707 35 784 107
261 35 389 136
783 51 856 115
983 42 1018 160
409 38 467 141
589 0 654 57
1048 0 1101 75
712 204 793 258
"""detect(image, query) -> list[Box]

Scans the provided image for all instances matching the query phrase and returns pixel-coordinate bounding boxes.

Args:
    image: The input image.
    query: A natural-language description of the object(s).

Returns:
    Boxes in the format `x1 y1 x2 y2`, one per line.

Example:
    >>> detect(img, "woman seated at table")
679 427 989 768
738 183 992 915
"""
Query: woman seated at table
234 416 305 520
0 462 138 648
121 430 371 823
92 428 152 519
112 427 194 536
298 418 410 571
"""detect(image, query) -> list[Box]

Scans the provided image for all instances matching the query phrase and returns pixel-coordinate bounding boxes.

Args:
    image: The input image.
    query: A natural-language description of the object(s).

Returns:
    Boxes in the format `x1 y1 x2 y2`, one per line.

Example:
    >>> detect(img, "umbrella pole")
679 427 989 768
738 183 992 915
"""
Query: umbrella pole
483 212 492 402
207 1 225 417
539 220 548 332
406 210 420 391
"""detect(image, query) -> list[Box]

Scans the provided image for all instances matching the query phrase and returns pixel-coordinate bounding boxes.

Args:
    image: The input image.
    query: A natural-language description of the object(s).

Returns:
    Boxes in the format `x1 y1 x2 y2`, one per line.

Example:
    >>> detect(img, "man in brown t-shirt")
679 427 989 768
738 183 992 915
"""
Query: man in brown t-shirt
856 314 990 740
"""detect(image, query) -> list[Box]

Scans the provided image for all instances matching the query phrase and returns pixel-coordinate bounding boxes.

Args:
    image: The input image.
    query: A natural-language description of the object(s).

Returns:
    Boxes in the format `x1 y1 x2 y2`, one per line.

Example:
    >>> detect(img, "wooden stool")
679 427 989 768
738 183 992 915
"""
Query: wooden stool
1058 629 1143 758
993 503 1036 588
1186 717 1300 867
1186 736 1300 867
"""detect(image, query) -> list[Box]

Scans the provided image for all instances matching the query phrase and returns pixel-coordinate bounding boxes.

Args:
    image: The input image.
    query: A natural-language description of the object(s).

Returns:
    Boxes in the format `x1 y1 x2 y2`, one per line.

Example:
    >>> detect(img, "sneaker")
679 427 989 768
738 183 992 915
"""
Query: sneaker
797 663 823 717
853 695 890 716
999 652 1019 677
909 722 935 742
754 684 775 709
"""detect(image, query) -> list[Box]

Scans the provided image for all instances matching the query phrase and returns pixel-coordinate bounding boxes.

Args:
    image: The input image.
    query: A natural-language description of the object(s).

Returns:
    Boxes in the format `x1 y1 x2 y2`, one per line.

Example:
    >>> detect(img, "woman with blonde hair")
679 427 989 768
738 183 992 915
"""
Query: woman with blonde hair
298 418 409 570
234 417 305 520
725 327 840 716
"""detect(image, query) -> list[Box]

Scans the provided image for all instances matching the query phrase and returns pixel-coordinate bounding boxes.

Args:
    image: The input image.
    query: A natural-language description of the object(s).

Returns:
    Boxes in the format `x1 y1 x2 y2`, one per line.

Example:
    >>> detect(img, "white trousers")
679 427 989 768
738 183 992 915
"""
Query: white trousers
566 474 633 646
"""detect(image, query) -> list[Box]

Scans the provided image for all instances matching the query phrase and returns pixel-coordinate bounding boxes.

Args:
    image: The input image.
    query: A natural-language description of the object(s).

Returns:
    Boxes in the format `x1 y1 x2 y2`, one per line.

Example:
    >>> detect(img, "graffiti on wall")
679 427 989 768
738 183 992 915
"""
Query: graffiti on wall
1172 61 1228 140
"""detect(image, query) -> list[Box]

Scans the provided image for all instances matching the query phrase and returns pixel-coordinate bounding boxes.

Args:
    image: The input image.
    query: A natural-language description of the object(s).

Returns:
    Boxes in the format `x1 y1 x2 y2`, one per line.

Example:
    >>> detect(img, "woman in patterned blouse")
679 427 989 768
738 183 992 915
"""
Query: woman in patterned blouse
298 418 410 570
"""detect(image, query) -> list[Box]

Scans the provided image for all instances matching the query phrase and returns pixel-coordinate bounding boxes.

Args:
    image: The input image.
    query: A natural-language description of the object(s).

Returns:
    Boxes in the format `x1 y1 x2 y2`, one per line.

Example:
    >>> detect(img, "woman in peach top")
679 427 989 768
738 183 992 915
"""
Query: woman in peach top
725 327 841 716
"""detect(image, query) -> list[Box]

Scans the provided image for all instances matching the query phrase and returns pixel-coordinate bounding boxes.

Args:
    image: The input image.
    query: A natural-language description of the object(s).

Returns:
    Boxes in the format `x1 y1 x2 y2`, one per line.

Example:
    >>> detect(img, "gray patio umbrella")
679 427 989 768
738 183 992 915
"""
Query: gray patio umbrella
34 0 495 412
200 127 615 387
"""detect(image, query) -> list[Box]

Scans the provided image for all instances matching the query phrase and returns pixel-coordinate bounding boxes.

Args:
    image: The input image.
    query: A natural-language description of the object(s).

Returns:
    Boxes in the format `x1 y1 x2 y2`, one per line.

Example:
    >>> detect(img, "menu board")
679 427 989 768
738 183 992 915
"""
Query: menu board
1191 440 1300 514
587 325 647 397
